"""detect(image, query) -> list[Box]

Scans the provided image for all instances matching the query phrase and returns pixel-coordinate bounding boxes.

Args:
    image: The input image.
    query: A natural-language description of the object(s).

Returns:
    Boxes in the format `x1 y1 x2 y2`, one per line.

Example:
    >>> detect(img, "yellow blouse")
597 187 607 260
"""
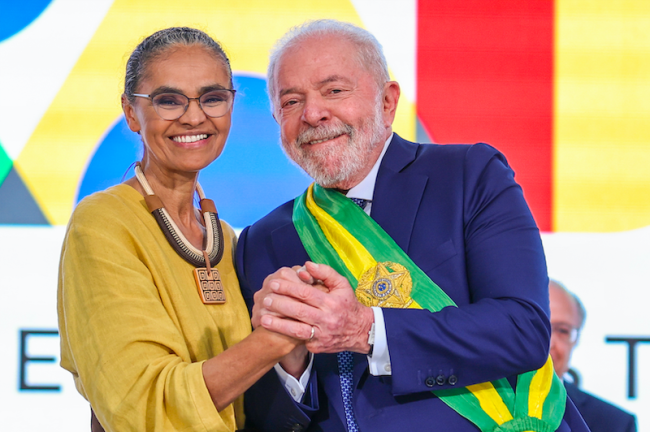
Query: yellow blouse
58 184 251 431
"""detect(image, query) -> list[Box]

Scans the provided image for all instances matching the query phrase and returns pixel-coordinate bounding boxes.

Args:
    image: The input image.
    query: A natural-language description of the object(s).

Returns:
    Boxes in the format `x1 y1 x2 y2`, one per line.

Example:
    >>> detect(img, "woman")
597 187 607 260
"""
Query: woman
57 27 303 431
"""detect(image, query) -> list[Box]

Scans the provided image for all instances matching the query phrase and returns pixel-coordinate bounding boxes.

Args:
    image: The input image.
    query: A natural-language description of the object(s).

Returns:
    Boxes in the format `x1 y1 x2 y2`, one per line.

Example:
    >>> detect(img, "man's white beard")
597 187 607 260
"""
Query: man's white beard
282 104 386 188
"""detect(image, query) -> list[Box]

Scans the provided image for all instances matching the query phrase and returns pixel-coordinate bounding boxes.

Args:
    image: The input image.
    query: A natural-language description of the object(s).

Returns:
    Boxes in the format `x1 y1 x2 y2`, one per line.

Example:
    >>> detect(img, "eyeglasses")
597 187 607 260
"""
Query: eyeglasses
551 323 579 344
132 89 236 120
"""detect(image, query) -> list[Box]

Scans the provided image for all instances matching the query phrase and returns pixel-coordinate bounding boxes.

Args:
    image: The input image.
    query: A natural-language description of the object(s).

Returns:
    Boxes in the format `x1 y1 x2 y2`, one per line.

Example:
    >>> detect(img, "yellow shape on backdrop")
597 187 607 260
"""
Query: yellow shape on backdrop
15 0 416 225
555 0 650 232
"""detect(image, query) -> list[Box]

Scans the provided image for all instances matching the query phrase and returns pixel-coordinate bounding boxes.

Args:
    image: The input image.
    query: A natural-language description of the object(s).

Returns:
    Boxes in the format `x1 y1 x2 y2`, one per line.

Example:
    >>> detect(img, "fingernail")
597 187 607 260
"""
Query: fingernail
270 281 280 291
264 296 272 307
261 316 272 326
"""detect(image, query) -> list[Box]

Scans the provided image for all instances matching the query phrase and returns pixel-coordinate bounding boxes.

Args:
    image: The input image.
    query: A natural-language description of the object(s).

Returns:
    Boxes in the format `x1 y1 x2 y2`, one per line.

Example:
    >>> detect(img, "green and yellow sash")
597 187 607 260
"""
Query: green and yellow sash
292 183 566 432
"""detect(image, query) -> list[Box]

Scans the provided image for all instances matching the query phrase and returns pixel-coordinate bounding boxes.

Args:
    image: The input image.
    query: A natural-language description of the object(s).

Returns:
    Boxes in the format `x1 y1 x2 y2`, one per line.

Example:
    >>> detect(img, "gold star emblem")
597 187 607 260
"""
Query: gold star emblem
356 262 413 308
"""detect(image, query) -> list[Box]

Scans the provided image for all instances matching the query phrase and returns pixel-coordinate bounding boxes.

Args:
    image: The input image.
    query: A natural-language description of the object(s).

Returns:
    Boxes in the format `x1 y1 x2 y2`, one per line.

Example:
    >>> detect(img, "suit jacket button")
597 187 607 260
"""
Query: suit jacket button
425 376 436 387
436 375 446 386
448 375 458 386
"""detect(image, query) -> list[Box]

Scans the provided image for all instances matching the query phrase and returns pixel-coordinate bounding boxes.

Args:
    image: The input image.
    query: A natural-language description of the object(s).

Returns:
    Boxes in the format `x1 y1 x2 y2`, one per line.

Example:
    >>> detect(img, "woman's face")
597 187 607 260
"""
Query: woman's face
123 44 232 177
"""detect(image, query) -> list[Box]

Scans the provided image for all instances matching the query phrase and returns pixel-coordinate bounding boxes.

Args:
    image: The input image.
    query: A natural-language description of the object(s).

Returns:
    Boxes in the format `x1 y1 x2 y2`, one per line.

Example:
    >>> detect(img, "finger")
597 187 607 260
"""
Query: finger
263 293 320 325
296 265 316 285
260 315 313 340
257 307 283 318
304 261 353 293
262 267 303 291
268 278 327 307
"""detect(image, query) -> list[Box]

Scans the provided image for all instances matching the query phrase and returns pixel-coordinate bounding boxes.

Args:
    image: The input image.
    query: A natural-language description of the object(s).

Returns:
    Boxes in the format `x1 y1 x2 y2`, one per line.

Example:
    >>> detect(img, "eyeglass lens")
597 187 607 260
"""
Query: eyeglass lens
152 90 234 120
551 323 579 343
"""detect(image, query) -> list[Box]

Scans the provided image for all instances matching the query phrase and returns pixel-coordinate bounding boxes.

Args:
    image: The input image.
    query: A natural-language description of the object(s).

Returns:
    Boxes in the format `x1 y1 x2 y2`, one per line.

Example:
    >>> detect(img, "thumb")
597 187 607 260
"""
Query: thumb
304 261 352 292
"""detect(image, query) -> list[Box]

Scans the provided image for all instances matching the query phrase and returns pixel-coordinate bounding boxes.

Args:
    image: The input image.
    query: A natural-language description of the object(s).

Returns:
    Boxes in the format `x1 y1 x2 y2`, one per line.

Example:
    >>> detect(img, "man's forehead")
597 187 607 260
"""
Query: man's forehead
274 43 367 92
549 286 581 323
277 35 357 71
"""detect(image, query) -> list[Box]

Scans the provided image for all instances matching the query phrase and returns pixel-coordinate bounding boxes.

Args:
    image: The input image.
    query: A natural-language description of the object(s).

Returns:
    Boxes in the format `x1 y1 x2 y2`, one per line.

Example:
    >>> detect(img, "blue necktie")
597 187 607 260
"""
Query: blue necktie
338 196 368 432
349 197 369 210
338 351 359 432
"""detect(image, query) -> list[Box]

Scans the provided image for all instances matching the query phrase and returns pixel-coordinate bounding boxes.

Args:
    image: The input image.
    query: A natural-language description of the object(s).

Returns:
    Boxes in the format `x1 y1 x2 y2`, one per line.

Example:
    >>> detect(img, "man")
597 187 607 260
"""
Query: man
550 281 637 432
236 20 589 431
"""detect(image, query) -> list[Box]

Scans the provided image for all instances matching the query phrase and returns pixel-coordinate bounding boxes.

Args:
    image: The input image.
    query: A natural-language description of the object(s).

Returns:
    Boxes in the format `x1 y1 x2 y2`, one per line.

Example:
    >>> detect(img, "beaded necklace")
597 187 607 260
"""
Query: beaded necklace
134 163 226 304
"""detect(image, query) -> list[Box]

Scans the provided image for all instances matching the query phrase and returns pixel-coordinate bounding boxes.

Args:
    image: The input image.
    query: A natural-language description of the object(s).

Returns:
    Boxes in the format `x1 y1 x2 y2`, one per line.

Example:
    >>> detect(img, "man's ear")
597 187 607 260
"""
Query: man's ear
381 81 401 127
122 94 141 133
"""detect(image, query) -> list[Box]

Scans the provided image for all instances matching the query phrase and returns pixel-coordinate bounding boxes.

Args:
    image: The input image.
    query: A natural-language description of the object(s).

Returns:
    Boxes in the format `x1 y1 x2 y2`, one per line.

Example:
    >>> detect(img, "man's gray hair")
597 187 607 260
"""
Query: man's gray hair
549 279 587 329
267 19 390 107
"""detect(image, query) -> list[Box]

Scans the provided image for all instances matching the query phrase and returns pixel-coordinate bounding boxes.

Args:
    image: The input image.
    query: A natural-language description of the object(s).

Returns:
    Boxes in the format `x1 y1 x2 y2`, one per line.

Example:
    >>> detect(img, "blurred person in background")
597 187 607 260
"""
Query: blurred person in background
550 280 637 432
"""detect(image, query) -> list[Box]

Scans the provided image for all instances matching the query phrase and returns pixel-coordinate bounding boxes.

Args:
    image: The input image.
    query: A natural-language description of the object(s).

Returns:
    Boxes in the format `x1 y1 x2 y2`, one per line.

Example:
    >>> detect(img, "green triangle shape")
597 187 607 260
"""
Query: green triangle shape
0 140 11 184
0 166 50 225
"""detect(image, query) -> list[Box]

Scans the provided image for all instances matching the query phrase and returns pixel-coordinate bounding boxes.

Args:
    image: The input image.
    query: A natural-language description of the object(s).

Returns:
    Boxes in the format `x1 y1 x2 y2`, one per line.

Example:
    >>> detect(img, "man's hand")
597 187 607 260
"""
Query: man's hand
252 267 302 329
252 267 313 379
259 261 374 354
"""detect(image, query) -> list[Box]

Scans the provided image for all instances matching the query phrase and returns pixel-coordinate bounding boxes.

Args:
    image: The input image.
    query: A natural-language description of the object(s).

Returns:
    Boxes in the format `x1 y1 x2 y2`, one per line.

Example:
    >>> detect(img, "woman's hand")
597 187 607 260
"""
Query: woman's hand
279 345 310 379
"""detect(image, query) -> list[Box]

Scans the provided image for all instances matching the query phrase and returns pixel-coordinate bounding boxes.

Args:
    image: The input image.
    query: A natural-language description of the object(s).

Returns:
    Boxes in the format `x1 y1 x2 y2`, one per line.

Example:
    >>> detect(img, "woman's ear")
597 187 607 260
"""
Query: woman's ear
122 94 141 133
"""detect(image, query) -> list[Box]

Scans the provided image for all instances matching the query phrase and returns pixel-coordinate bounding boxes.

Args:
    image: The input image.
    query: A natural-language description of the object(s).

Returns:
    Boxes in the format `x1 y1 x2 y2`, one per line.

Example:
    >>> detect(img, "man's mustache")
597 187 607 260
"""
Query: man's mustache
295 122 354 147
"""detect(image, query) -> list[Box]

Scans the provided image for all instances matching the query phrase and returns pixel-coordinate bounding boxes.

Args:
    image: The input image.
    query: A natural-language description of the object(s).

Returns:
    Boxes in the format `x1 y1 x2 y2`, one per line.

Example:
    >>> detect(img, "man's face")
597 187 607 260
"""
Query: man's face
271 35 390 189
549 284 581 378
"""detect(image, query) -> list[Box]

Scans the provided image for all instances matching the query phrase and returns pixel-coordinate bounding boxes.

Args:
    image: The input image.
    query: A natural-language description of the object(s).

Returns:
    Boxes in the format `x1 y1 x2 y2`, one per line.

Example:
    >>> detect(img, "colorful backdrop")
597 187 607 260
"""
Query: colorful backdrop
0 0 648 430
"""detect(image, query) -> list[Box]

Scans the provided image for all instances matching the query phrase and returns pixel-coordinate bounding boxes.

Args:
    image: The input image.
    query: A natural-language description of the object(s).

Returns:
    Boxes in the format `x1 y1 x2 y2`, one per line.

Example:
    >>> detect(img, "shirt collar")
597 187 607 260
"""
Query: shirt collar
346 133 393 201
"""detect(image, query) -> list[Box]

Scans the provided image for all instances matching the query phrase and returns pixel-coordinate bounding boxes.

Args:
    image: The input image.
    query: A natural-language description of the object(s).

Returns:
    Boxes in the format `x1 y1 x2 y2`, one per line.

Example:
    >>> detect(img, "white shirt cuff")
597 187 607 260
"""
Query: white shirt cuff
368 306 392 376
274 353 314 402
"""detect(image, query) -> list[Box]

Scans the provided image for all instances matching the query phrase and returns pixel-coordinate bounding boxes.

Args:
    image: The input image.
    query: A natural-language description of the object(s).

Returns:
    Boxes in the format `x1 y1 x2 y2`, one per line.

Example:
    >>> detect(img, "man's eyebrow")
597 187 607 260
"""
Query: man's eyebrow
317 75 352 86
278 75 353 98
279 87 299 98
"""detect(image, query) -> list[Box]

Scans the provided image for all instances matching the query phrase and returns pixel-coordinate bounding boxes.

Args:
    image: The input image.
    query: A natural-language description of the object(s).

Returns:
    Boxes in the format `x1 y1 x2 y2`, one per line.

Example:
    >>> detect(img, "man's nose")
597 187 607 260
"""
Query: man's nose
301 97 330 127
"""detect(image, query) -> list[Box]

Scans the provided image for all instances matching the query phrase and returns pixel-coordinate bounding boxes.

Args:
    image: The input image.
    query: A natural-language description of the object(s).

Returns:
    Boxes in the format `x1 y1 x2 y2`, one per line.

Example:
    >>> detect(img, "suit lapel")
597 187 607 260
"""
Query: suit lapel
372 134 428 254
270 218 311 268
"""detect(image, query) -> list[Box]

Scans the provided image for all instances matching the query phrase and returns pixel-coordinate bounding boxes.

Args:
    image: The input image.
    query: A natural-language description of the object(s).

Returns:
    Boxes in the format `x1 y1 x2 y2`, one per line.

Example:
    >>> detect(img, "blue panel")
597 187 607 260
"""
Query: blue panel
76 116 142 203
0 0 54 42
76 74 310 228
201 75 311 227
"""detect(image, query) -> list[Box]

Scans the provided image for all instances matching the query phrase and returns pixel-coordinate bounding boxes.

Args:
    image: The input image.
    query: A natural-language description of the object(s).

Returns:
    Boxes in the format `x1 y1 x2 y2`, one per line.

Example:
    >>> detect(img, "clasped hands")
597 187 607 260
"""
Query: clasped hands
252 262 374 362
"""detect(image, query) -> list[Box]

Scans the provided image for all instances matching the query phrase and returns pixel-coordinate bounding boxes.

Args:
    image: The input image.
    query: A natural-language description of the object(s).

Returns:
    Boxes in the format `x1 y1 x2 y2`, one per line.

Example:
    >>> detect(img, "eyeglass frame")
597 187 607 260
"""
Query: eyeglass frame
551 322 580 344
131 88 236 120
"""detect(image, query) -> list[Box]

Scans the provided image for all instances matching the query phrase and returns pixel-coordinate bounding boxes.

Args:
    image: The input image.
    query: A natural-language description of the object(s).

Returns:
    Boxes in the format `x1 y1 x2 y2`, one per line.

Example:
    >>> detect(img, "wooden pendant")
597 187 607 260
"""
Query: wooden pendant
194 267 226 304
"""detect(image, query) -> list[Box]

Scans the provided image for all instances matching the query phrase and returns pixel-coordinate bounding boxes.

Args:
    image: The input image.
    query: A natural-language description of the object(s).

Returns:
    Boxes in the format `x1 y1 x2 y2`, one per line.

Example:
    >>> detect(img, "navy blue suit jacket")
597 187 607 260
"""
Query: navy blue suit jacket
565 382 635 432
236 135 590 431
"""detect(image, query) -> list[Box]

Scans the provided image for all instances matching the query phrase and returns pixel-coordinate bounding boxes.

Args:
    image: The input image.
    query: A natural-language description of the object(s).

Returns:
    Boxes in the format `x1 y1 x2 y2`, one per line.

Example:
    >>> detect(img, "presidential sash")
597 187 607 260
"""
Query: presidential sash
292 183 566 432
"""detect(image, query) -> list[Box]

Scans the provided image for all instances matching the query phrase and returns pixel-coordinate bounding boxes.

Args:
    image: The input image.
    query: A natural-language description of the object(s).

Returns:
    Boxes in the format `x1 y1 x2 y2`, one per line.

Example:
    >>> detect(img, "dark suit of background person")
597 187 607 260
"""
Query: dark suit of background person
565 382 636 432
549 281 636 432
237 134 590 431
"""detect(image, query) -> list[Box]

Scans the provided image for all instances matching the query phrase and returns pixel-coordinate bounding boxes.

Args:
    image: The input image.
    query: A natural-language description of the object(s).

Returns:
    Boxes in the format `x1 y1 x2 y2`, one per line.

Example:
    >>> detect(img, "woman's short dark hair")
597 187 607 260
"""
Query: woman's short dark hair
124 27 232 102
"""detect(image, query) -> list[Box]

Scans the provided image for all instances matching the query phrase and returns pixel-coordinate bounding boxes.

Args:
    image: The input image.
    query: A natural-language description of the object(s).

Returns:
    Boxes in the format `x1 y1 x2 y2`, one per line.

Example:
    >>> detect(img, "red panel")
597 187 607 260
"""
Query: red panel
417 0 554 231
